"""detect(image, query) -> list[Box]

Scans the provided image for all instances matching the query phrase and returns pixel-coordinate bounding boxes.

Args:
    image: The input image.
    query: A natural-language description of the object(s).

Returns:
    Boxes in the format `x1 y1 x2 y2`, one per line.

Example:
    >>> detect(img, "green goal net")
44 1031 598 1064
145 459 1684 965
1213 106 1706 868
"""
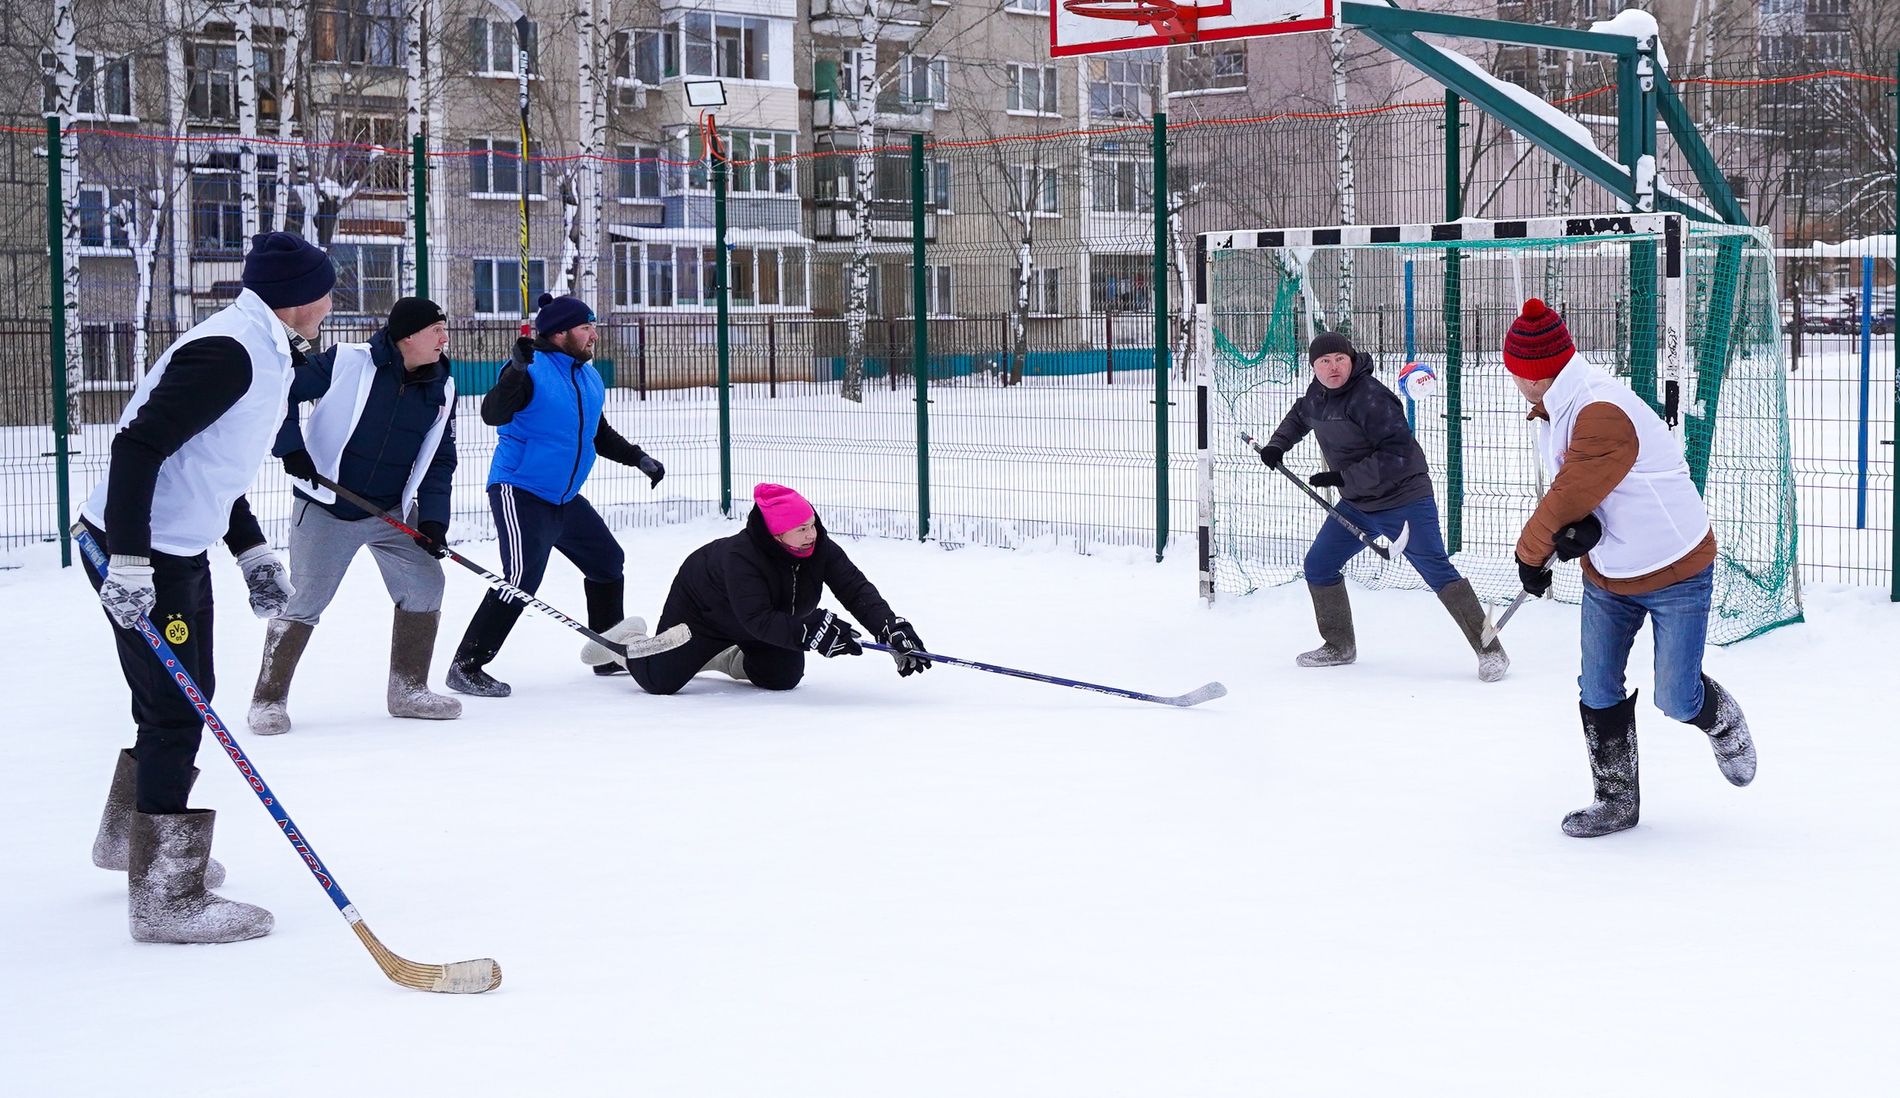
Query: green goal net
1196 214 1801 646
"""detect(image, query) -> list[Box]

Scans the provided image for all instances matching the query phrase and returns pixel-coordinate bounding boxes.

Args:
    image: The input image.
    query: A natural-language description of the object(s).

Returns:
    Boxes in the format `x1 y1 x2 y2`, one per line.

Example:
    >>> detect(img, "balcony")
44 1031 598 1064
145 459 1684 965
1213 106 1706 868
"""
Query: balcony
810 0 930 40
813 92 935 132
813 200 937 243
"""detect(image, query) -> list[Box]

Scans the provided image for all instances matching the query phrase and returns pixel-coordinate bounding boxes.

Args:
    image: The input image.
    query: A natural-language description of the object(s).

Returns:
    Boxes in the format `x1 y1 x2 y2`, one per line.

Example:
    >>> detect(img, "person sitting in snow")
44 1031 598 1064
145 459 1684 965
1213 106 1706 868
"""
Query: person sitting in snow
1502 298 1755 837
1257 331 1507 681
581 483 931 693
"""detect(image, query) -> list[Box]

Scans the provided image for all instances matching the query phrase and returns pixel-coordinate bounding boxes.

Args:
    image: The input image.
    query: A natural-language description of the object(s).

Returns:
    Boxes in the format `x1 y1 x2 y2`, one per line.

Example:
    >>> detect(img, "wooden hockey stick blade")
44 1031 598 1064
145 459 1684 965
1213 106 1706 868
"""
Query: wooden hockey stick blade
610 622 693 661
1166 682 1229 707
351 919 502 994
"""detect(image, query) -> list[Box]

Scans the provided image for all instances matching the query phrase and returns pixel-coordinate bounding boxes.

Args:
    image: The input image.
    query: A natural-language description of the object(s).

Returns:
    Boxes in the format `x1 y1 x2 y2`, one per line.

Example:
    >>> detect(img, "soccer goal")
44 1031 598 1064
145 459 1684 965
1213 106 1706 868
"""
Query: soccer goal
1194 213 1802 646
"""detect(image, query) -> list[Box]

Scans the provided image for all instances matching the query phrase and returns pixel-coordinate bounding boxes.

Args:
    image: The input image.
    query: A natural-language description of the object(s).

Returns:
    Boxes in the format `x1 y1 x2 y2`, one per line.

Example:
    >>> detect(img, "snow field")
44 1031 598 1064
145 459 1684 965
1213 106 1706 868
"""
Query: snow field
1 516 1895 1096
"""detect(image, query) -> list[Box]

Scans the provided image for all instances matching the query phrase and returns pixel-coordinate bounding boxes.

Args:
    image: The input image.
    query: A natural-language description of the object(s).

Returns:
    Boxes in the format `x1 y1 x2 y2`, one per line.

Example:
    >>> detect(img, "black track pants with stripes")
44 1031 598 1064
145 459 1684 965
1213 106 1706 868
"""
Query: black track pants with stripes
453 483 625 669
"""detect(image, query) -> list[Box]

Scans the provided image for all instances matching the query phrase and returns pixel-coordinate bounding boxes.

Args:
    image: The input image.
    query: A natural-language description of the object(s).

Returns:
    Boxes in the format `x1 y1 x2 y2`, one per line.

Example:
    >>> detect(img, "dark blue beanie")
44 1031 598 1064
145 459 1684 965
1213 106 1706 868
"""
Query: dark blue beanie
242 232 336 309
533 292 595 336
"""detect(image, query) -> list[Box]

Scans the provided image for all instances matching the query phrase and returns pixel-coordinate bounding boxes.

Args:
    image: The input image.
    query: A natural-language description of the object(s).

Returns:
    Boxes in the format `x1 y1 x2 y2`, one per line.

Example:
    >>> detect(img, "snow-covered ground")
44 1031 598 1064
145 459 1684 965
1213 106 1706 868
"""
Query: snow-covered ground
2 517 1895 1096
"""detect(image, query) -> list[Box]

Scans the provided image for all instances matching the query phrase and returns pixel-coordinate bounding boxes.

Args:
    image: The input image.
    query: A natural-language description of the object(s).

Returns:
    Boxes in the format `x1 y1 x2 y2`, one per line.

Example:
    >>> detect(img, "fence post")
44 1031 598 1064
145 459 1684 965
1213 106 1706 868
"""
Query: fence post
1443 91 1464 555
412 133 429 298
1857 253 1873 529
1403 256 1416 432
47 116 71 568
1152 112 1169 562
910 133 930 541
713 127 732 517
1891 49 1898 602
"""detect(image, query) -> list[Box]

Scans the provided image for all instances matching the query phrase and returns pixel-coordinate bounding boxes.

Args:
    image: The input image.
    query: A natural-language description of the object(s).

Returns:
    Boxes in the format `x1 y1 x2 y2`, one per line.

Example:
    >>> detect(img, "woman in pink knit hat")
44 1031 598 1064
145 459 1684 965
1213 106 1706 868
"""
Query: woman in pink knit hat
581 483 932 693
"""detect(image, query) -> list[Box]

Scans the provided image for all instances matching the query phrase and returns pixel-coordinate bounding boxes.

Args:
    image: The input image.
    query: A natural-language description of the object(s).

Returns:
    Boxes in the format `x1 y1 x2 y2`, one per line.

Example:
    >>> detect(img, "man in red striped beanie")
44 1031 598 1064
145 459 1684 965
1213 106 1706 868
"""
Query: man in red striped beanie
1504 298 1756 838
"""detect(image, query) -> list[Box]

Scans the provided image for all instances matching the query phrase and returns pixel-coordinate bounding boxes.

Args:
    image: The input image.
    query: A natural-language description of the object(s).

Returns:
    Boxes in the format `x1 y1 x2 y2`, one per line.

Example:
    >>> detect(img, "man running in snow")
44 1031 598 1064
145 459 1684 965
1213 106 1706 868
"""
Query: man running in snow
1503 298 1757 837
446 292 666 697
248 296 461 735
1258 331 1508 681
580 483 931 693
78 231 334 944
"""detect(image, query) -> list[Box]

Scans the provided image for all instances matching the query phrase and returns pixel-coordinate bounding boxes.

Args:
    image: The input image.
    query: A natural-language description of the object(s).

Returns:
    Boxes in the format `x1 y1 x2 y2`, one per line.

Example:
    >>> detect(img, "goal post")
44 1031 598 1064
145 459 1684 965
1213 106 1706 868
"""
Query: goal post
1194 213 1802 646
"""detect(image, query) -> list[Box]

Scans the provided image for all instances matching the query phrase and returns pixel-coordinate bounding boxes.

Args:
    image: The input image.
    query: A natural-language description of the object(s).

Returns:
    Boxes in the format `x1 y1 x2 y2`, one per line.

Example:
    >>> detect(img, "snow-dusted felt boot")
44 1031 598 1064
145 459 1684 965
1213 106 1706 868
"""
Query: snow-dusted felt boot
387 610 461 720
704 645 749 682
247 618 313 735
579 616 647 667
127 809 272 944
1688 674 1755 787
1296 582 1357 668
92 749 225 888
1436 577 1510 683
1564 692 1640 838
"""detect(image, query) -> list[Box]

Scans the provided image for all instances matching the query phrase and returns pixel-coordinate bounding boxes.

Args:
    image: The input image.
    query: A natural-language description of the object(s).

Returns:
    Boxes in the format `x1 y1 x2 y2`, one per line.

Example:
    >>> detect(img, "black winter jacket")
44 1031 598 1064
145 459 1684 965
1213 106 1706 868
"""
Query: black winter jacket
1266 352 1433 512
658 507 898 651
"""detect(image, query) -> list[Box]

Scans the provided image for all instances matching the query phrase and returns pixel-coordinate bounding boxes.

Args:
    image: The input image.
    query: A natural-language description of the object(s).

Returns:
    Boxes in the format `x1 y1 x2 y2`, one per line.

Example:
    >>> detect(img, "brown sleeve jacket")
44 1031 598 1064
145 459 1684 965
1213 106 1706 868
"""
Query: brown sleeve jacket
1516 401 1716 597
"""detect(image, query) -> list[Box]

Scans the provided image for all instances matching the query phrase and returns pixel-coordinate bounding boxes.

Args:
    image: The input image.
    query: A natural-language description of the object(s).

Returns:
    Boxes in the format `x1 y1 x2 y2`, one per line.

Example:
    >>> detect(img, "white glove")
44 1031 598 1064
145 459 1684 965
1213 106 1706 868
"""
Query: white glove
98 555 156 630
235 545 295 619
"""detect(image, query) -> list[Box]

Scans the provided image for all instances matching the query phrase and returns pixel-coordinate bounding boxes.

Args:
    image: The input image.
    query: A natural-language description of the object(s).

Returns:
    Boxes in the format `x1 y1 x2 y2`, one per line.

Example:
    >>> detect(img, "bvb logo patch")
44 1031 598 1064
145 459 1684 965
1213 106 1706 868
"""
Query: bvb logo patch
163 617 190 645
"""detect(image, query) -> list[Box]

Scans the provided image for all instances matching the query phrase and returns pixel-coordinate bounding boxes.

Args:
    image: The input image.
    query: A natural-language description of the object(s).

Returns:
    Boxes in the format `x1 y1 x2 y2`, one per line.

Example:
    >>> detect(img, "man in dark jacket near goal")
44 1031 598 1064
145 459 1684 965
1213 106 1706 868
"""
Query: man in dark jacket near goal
581 483 932 692
1259 331 1507 681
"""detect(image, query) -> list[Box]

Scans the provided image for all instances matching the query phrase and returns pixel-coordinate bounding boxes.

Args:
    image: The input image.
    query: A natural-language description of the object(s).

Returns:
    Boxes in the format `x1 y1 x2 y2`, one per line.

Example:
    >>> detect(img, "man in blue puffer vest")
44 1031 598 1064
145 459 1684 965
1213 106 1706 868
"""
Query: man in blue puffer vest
446 292 666 697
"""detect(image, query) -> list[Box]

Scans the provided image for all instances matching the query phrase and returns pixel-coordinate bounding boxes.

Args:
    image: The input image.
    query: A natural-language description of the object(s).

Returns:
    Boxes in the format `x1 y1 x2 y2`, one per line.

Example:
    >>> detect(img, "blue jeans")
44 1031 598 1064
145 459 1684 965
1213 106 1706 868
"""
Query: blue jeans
1305 495 1464 593
1578 565 1713 720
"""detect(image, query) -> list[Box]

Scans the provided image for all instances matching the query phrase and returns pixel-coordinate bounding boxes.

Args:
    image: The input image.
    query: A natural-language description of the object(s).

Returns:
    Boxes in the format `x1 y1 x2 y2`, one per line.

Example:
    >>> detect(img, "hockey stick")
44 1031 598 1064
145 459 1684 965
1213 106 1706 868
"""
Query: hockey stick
308 473 690 663
860 642 1227 708
1479 515 1604 645
1240 432 1410 561
76 529 500 994
486 0 534 339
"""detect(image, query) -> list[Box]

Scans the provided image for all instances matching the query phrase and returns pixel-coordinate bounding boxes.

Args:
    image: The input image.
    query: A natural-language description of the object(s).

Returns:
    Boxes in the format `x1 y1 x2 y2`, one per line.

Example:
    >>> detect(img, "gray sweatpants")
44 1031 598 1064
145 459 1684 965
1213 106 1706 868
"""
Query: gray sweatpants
281 498 446 625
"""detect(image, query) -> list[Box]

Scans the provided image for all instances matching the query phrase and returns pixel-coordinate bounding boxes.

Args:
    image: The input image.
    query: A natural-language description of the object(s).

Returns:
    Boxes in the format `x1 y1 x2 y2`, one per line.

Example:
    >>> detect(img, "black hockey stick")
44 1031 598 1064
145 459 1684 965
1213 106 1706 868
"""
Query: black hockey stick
308 473 690 662
860 642 1226 708
1240 432 1410 561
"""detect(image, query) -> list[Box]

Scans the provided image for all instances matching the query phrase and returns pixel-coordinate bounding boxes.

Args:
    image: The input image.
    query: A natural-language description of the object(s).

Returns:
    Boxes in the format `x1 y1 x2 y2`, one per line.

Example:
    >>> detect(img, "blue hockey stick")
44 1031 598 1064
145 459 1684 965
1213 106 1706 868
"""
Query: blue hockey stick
77 528 500 994
861 641 1226 708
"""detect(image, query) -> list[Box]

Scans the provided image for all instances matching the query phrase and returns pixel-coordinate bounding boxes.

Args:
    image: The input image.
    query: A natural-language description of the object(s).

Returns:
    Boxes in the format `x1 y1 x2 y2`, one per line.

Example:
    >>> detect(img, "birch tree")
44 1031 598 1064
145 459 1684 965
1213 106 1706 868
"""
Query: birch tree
50 0 81 428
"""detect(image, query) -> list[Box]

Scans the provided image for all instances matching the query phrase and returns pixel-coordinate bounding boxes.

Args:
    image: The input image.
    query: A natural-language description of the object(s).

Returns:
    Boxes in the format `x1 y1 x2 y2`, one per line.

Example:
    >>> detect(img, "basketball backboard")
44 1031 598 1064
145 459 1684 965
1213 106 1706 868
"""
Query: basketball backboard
1051 0 1335 58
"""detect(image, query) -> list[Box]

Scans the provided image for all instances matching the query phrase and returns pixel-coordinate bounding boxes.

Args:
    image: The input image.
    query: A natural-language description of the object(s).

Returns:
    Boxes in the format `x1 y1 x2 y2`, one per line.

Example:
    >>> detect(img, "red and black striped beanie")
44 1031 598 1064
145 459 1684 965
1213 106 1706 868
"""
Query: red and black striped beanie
1502 298 1574 380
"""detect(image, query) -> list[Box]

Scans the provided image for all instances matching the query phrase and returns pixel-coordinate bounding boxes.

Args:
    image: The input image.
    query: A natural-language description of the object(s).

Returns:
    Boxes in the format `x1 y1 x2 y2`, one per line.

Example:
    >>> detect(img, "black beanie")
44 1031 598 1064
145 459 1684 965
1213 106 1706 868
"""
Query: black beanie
533 292 595 336
241 232 336 309
386 296 447 344
1307 331 1355 364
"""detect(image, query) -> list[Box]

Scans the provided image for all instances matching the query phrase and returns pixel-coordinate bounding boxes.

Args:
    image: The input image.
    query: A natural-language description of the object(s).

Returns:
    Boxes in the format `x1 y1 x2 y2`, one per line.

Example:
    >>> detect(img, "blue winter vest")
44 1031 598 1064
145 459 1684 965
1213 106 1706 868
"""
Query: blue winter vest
487 348 606 504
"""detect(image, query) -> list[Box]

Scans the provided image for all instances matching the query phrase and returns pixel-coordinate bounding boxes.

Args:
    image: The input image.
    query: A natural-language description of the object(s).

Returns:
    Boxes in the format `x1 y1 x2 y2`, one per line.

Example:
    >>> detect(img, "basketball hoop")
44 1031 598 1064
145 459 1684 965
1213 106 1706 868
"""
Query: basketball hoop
1062 0 1200 44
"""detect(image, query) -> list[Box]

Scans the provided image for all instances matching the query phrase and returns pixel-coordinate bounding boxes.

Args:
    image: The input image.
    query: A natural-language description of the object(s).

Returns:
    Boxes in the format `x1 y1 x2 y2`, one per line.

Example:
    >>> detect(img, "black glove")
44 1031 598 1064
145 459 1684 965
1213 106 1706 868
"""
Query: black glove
799 609 862 658
412 520 450 559
635 452 665 488
281 449 318 484
512 335 536 367
1553 513 1604 563
1308 469 1344 489
1258 444 1285 469
1517 553 1554 598
879 617 931 677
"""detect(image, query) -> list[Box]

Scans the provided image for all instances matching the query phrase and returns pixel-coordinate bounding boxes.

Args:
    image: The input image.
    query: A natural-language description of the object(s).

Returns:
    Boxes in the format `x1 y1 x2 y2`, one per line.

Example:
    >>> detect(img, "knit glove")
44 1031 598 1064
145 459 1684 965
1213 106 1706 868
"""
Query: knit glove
235 545 295 619
98 555 156 630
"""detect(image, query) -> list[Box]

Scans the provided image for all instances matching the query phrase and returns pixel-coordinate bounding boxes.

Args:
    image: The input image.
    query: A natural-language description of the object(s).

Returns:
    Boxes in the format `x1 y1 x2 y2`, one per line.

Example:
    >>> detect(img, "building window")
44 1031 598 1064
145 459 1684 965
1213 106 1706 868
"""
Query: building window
333 115 405 192
901 56 949 108
1007 64 1059 114
612 28 671 94
41 51 134 119
469 18 539 76
1089 52 1157 120
723 131 796 194
1091 158 1150 213
613 243 807 309
899 264 952 316
1027 267 1060 315
78 188 136 250
1091 254 1152 312
468 138 542 197
667 13 771 81
82 323 138 387
929 159 952 211
1171 43 1247 91
191 155 243 253
186 42 237 122
1013 165 1060 215
616 145 662 199
474 258 548 317
330 243 400 315
315 1 401 67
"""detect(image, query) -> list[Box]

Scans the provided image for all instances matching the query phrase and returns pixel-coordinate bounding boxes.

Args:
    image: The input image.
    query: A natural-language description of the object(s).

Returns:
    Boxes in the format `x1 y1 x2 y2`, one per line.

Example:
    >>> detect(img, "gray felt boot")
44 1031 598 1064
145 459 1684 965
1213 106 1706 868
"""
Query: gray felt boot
1563 693 1641 838
248 618 313 735
1688 675 1756 787
92 749 226 889
704 645 749 682
127 809 272 944
1436 578 1510 683
387 610 462 720
1296 582 1357 668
